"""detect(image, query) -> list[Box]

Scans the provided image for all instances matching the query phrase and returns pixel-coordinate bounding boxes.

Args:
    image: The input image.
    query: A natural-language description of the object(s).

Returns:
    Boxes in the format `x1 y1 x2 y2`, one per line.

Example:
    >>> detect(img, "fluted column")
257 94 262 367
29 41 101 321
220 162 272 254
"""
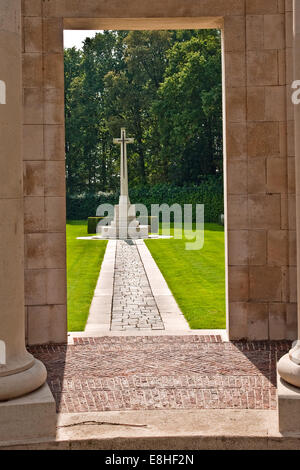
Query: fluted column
278 0 300 387
0 0 47 400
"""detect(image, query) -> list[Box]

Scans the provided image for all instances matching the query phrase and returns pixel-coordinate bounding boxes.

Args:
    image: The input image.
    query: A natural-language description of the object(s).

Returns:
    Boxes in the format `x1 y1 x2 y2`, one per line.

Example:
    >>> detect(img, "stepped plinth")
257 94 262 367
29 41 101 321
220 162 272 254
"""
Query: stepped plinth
98 203 149 239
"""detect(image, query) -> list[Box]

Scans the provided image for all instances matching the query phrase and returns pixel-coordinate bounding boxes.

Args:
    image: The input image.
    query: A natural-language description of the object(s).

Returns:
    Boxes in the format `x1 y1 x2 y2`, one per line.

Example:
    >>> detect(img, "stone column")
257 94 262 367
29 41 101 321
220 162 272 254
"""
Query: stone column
0 0 47 400
278 0 300 387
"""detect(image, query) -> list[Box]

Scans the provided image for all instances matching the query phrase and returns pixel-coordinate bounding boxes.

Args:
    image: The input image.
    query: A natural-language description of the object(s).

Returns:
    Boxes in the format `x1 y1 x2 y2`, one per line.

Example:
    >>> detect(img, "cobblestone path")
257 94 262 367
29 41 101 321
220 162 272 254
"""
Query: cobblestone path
111 240 164 331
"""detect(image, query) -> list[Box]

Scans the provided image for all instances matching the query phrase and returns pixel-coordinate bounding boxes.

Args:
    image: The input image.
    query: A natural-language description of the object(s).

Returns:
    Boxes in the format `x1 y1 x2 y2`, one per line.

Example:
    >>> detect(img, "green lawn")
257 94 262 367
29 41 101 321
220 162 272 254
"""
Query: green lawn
67 220 225 331
67 220 107 331
145 223 226 329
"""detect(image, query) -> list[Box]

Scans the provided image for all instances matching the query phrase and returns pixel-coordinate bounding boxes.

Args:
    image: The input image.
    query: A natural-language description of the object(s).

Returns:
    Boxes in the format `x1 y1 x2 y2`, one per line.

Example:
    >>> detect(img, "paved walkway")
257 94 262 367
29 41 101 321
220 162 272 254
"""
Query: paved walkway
111 241 164 331
84 239 190 335
29 336 290 414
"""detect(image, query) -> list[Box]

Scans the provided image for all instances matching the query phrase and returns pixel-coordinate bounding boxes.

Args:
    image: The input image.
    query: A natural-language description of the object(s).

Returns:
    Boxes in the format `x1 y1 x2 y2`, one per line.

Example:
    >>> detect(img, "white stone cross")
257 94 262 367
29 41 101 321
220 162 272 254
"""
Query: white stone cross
113 128 134 198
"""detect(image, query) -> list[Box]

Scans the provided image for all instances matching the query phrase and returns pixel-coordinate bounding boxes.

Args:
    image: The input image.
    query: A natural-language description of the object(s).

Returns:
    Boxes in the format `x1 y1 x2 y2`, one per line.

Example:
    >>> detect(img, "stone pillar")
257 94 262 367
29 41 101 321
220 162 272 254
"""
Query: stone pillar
293 0 300 346
0 0 47 401
277 0 300 433
278 0 300 387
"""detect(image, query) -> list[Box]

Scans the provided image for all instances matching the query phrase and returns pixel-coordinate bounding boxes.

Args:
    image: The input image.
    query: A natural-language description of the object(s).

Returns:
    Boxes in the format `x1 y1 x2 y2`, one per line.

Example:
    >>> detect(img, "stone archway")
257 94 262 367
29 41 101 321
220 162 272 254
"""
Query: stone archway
21 0 296 344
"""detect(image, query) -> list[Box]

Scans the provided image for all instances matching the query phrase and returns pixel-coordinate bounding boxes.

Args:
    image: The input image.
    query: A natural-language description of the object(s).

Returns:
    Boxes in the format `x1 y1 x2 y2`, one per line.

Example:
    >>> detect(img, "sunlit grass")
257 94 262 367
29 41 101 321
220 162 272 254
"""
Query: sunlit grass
66 221 107 331
145 223 226 329
66 220 226 331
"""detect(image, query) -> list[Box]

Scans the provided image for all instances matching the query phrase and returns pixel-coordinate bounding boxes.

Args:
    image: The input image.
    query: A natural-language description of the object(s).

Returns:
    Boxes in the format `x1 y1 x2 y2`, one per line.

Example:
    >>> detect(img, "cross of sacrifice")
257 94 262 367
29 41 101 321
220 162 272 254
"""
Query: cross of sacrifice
113 128 134 198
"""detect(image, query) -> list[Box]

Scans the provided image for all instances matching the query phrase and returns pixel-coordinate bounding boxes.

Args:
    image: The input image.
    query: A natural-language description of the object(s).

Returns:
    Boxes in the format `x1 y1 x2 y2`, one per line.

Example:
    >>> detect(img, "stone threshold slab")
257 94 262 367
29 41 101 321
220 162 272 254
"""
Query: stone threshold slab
2 409 300 450
68 329 228 342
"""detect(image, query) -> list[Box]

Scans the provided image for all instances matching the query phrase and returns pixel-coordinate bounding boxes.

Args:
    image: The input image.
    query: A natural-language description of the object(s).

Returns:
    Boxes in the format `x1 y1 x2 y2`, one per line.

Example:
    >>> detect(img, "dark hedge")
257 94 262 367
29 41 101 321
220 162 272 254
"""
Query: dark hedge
67 177 224 223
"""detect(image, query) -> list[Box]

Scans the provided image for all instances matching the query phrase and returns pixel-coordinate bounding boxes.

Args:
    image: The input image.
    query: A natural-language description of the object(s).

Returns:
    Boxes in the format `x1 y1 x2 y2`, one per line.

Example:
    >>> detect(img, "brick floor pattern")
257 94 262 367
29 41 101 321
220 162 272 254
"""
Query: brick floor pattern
111 240 164 331
29 336 290 414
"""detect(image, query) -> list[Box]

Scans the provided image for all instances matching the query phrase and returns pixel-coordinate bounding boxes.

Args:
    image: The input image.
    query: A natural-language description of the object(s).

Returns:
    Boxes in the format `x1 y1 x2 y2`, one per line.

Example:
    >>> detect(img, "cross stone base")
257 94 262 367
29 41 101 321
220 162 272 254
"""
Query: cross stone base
97 203 149 240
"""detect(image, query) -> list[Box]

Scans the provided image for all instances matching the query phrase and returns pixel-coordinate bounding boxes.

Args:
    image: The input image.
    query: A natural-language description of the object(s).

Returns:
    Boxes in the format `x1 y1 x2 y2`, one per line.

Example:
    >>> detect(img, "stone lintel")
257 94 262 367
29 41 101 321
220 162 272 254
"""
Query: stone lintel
63 17 224 31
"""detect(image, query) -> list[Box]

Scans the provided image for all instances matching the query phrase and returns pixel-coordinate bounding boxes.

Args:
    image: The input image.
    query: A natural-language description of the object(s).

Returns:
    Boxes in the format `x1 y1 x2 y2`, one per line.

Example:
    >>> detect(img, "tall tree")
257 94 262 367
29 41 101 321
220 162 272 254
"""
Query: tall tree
103 31 172 185
154 30 222 185
64 29 223 194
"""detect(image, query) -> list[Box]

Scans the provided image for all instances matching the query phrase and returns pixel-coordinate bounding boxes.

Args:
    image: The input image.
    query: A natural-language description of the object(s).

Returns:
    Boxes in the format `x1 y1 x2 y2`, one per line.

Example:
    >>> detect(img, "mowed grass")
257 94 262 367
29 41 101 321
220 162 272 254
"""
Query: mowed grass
145 223 226 329
67 220 107 331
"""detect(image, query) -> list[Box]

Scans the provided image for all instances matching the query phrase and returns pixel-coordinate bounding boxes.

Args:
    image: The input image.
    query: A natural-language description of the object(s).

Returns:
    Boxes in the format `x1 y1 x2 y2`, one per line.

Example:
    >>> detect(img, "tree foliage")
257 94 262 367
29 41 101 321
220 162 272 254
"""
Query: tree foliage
64 29 222 195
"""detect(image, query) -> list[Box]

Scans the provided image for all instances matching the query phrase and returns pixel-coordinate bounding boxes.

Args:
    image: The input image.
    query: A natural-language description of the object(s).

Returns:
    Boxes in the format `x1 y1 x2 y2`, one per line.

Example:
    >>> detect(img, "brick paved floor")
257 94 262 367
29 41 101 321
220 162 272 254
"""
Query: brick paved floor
111 240 164 331
29 336 290 414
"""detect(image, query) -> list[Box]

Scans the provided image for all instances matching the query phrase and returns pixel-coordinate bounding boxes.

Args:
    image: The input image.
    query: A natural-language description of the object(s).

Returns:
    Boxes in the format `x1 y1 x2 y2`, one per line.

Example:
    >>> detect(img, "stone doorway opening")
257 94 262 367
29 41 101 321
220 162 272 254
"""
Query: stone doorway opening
23 3 294 346
63 23 227 338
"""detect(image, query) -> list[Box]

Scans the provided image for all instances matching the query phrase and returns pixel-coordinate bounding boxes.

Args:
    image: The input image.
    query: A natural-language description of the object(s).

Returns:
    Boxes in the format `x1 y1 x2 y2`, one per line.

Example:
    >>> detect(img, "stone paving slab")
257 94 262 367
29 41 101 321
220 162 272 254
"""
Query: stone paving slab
69 329 228 340
6 408 300 450
85 240 116 332
28 336 291 414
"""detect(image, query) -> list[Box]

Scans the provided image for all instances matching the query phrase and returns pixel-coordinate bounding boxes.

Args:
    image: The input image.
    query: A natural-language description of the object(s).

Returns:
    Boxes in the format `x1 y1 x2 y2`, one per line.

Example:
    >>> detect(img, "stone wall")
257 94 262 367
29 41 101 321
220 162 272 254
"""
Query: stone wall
227 0 297 340
22 0 67 344
21 0 297 343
